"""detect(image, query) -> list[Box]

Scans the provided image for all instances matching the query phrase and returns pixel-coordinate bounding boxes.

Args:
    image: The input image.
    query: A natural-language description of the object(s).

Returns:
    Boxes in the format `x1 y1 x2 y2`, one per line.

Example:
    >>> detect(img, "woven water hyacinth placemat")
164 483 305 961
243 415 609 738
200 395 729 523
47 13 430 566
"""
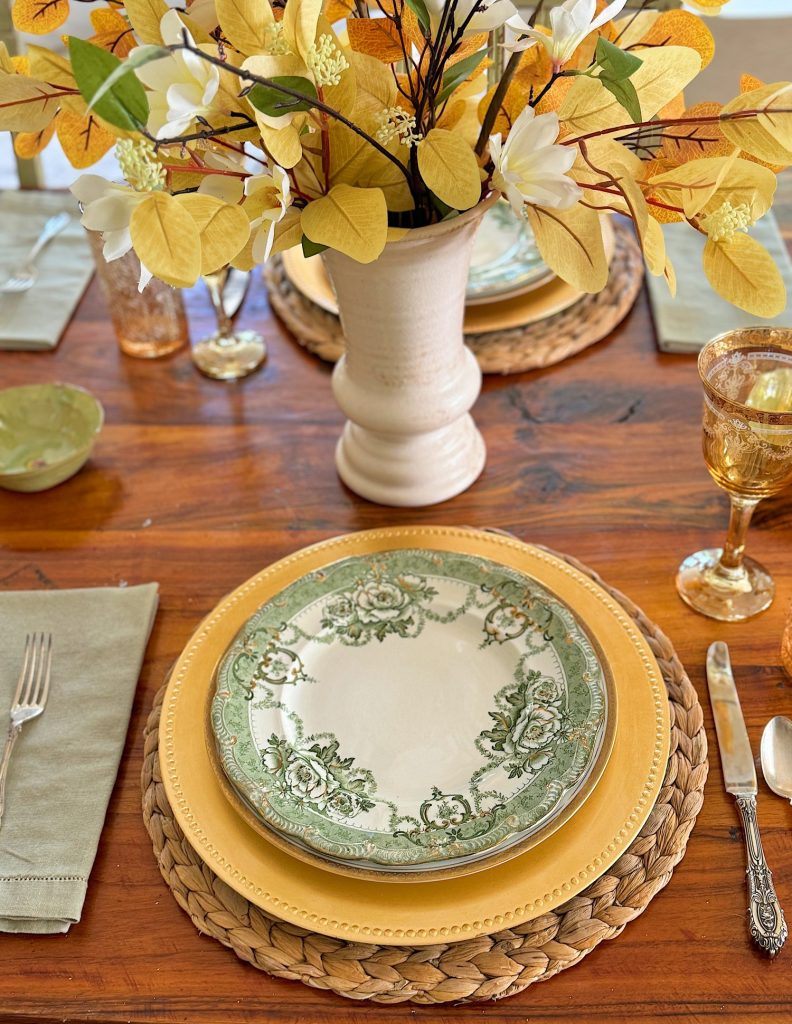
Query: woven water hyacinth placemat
263 224 643 375
141 546 707 1005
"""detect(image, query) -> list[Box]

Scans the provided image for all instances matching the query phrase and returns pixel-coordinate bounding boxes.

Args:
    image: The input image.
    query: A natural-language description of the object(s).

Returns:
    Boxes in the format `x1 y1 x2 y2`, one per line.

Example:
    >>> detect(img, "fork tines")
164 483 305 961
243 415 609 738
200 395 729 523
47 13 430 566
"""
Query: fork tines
14 633 53 710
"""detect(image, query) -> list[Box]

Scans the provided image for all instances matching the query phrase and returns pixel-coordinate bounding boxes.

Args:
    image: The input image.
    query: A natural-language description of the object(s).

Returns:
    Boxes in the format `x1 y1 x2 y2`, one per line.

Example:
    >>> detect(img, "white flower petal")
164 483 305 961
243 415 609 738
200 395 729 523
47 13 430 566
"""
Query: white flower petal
102 227 133 262
198 175 245 204
80 191 138 232
70 173 113 207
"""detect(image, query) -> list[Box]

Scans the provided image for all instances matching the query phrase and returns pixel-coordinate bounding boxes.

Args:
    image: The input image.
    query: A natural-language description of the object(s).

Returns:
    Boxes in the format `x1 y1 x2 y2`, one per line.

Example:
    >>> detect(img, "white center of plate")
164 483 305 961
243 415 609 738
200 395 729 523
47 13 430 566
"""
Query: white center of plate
257 601 563 814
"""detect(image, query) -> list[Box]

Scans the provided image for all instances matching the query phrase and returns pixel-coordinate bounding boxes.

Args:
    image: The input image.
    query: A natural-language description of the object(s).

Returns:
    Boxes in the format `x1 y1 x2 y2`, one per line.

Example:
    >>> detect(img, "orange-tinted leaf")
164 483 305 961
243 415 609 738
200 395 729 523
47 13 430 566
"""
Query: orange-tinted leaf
661 101 731 163
14 120 56 159
56 108 116 168
379 0 424 48
447 32 488 68
741 73 764 94
536 76 575 117
325 0 356 21
347 17 404 63
656 92 685 121
639 10 715 69
90 7 137 56
12 0 69 34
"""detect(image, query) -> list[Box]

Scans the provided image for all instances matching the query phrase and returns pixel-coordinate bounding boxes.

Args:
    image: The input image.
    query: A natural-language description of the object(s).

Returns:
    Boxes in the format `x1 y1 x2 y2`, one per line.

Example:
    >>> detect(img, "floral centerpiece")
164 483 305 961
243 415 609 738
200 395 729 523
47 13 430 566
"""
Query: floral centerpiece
2 0 790 503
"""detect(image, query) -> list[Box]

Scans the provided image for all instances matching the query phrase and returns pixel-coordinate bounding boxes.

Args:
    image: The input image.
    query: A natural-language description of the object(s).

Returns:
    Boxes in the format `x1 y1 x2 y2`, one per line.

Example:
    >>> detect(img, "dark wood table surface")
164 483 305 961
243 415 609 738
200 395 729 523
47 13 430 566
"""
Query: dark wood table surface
2 215 792 1023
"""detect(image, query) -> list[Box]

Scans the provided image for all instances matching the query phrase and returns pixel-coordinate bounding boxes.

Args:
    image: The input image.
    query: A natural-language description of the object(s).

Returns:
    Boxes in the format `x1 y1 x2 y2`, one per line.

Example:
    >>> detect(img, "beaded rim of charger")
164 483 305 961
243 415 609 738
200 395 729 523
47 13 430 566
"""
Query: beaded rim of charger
141 543 707 1005
263 223 643 375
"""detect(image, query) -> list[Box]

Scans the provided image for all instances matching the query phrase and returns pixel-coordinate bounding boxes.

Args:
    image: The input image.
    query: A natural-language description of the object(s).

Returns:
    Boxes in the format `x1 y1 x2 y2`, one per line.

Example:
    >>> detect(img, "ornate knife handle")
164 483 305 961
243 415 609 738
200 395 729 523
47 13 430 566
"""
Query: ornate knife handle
735 795 787 956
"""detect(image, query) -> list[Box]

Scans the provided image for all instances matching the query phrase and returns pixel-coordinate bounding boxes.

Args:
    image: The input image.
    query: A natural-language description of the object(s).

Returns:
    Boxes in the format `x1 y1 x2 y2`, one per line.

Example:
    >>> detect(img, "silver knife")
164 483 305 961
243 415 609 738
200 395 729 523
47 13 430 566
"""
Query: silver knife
707 641 787 956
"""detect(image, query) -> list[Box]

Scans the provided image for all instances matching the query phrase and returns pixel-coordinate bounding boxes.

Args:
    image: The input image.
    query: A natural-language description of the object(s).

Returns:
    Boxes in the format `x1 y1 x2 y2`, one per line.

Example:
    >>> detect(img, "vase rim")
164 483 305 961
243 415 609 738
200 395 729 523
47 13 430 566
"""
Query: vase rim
386 191 500 245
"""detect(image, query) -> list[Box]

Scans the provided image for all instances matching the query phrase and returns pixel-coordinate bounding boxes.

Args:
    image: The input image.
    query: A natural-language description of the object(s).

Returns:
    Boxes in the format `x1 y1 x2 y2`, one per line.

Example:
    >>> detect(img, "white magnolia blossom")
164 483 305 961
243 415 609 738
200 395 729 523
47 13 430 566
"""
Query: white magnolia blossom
245 165 292 263
489 106 581 216
197 148 251 204
505 0 629 70
133 10 220 140
70 174 153 291
424 0 518 38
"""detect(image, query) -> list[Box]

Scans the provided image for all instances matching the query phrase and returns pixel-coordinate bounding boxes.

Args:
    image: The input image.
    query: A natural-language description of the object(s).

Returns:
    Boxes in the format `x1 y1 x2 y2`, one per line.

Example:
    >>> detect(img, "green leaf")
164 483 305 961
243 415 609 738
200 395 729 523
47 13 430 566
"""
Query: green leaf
600 76 642 124
247 76 318 117
68 36 149 132
595 37 643 82
404 0 430 36
301 234 329 257
85 44 169 115
438 48 487 104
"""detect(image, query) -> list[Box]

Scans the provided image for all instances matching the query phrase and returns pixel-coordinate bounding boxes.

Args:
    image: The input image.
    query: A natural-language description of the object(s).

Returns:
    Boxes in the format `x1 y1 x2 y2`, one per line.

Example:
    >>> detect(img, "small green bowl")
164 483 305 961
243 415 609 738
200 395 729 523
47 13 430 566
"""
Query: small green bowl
0 383 104 492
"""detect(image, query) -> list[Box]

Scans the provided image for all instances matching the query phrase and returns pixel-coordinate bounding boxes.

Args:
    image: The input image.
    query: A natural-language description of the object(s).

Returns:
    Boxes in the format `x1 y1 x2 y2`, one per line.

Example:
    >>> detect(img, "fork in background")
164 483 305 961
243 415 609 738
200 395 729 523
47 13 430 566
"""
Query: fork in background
0 213 71 295
0 634 53 829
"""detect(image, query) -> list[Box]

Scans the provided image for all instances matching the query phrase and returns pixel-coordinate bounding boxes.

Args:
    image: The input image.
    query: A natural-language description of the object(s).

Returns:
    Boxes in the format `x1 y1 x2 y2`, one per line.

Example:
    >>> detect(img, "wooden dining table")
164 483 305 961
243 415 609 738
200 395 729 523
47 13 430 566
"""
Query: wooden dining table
1 198 791 1023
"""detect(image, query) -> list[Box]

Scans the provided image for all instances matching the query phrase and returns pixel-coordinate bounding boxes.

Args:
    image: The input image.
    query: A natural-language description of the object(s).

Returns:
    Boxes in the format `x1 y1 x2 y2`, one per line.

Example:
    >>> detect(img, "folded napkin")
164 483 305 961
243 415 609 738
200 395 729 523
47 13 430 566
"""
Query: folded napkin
647 212 792 354
0 584 158 933
0 190 93 352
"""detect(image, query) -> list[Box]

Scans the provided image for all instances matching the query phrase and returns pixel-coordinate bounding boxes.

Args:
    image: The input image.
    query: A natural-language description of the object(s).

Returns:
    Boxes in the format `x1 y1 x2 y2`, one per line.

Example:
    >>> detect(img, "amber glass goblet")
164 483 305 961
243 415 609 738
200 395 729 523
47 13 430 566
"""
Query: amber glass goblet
677 328 792 622
190 266 266 380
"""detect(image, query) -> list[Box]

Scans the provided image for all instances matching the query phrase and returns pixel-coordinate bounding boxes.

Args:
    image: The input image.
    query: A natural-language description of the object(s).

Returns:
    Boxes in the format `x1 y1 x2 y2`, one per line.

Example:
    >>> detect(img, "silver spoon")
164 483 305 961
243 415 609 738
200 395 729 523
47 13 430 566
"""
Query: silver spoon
761 716 792 805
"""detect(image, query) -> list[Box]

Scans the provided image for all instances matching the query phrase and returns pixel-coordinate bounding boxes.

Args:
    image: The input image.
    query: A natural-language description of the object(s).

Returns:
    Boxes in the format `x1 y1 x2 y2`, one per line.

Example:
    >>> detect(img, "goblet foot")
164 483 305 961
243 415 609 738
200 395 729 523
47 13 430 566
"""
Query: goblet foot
191 330 267 381
676 548 775 622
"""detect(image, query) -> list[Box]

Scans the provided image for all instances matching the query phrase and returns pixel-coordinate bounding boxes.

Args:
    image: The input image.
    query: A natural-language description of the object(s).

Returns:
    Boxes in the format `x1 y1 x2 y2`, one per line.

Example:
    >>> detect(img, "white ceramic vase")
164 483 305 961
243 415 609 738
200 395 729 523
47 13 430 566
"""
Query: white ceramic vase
323 194 497 507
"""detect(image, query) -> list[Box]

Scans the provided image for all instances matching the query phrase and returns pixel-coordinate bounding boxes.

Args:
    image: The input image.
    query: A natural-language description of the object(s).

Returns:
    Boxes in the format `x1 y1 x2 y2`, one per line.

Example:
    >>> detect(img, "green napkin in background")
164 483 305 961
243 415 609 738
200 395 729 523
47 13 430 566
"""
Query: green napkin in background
0 584 158 933
647 212 792 354
0 191 93 352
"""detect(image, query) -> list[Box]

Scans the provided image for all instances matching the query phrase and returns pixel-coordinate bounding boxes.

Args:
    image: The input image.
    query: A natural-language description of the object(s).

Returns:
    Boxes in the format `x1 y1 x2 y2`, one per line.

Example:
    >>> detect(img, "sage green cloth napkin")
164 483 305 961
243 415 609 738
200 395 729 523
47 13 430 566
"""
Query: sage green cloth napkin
647 212 792 354
0 584 158 933
0 191 93 352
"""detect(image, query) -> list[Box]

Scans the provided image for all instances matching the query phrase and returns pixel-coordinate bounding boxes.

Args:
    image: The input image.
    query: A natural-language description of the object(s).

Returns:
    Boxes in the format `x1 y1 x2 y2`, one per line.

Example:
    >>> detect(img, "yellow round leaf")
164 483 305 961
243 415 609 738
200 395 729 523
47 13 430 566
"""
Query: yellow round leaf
129 192 202 288
300 183 387 264
560 46 701 137
721 83 792 166
639 11 715 70
123 0 168 44
416 129 481 211
703 233 786 317
12 0 69 34
0 74 61 132
216 0 273 56
177 193 251 276
525 203 608 293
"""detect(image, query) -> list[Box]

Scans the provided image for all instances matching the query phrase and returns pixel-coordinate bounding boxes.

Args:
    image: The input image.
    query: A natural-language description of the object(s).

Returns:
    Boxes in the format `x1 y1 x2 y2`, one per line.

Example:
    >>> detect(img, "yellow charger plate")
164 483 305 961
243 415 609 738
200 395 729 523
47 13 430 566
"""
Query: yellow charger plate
160 526 669 946
280 219 615 336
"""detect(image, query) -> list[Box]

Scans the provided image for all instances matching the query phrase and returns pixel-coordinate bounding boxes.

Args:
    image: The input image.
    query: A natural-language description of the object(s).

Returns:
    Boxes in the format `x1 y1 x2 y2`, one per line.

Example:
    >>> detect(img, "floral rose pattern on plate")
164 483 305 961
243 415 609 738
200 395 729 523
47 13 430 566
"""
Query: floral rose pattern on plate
212 549 608 868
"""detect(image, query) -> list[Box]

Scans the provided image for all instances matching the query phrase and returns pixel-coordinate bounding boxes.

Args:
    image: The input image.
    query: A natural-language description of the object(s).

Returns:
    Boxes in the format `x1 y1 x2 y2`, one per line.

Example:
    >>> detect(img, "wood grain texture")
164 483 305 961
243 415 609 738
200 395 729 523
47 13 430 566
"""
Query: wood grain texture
0 199 791 1022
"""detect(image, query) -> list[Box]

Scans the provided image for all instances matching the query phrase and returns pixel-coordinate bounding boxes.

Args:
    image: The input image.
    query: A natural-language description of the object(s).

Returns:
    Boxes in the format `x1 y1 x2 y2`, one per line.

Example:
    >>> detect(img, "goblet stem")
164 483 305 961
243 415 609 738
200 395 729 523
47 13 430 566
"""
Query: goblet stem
716 495 760 574
204 268 234 339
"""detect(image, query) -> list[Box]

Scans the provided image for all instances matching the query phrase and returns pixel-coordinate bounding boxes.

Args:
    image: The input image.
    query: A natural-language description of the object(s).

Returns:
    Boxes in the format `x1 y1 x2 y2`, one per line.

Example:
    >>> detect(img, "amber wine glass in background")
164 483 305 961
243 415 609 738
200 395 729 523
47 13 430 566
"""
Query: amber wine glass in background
190 266 267 381
677 328 792 622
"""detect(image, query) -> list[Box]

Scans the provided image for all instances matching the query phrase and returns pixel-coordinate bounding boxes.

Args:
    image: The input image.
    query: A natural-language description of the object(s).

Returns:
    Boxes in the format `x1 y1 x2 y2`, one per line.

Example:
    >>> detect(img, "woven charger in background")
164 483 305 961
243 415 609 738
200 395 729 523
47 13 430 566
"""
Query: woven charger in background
141 546 707 1005
263 222 643 375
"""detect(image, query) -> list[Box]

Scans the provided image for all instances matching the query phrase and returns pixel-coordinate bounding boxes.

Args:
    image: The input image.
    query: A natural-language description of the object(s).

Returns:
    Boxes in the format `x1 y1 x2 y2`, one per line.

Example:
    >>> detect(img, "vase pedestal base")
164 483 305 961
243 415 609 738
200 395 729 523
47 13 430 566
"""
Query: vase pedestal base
335 416 486 508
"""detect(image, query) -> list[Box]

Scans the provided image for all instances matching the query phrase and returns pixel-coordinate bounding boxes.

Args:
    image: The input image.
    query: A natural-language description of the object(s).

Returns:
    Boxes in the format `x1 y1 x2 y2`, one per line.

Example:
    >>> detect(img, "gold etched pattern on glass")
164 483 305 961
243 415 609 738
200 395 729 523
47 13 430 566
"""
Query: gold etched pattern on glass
85 229 189 359
190 267 267 381
781 604 792 680
677 328 792 622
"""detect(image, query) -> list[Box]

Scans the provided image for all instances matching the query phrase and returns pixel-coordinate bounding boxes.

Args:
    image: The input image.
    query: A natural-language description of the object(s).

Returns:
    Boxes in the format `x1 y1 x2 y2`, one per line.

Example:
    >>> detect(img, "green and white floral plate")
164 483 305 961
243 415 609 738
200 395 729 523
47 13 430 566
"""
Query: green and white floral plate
210 548 613 877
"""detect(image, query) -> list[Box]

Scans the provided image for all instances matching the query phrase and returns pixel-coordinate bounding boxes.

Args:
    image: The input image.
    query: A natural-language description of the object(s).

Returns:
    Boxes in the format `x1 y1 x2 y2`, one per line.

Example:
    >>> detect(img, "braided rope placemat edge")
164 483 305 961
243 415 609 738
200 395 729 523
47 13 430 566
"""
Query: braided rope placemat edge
263 224 644 376
141 546 707 1005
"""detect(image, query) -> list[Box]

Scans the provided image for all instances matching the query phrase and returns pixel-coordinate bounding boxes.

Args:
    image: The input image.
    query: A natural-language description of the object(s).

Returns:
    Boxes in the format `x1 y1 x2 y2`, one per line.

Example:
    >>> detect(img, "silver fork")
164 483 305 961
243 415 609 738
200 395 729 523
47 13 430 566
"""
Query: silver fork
0 213 71 294
0 633 53 829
